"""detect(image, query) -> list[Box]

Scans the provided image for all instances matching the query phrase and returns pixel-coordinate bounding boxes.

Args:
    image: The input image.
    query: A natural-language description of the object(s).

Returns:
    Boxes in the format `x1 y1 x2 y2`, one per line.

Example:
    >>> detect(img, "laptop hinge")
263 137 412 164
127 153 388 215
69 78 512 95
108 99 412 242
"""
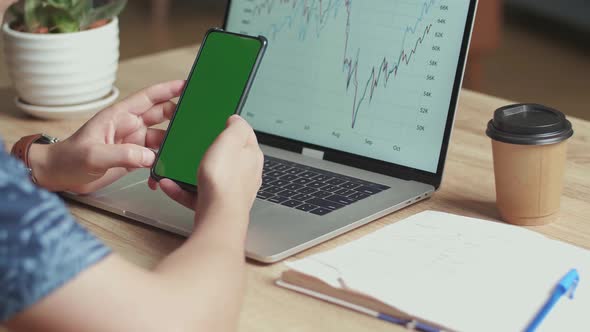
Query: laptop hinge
301 147 325 160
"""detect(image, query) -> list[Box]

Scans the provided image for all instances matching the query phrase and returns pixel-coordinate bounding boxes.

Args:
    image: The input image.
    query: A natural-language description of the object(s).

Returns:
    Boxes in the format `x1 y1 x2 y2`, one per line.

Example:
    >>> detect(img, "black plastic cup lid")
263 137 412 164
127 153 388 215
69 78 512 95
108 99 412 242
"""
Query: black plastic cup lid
486 104 573 145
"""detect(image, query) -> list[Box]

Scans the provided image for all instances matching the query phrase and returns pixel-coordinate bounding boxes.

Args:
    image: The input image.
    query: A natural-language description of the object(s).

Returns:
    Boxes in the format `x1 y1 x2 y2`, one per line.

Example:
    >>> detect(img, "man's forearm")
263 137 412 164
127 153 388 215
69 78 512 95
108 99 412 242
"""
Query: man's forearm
7 208 250 332
153 207 250 331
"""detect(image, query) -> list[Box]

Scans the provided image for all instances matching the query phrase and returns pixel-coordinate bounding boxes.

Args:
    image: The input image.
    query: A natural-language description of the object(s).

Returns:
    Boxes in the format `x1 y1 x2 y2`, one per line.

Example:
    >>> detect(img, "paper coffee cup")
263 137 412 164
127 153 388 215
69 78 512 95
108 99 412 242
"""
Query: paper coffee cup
486 104 573 226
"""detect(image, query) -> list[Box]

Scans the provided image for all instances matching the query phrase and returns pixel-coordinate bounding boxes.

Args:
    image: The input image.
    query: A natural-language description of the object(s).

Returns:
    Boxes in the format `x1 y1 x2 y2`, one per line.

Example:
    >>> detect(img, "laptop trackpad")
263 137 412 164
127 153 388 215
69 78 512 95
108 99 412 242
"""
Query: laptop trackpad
98 180 195 234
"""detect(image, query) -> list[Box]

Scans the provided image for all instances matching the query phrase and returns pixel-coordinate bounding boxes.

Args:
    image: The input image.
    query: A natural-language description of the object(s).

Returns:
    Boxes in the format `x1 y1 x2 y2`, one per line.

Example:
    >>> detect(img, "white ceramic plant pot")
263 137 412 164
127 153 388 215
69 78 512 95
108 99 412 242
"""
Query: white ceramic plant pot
2 18 119 107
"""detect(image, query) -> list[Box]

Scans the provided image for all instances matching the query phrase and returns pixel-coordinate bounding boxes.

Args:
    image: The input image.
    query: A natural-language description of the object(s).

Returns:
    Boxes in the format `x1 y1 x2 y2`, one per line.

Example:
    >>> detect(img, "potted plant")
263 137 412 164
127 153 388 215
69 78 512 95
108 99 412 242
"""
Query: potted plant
2 0 126 119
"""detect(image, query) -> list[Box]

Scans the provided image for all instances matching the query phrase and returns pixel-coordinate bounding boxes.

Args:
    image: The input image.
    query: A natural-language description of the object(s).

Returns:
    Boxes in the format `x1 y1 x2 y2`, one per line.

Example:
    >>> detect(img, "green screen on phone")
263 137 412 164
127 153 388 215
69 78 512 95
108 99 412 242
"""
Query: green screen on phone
153 30 265 186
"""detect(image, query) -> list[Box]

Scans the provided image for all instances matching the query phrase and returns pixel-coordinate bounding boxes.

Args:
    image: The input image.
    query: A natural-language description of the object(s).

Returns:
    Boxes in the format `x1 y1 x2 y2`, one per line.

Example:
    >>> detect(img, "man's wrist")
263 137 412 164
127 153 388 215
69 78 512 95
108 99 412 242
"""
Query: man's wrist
193 198 251 240
196 196 252 223
191 210 250 255
29 143 61 191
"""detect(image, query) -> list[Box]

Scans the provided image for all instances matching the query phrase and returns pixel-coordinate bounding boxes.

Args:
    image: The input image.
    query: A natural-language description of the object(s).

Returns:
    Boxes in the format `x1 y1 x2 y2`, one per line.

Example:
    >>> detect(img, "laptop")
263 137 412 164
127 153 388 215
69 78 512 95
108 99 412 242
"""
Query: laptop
66 0 478 263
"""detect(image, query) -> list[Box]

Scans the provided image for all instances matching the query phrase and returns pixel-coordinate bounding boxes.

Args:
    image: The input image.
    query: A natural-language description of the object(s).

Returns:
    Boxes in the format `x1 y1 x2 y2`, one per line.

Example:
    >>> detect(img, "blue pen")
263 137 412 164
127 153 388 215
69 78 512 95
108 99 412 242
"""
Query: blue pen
377 312 441 332
277 279 442 332
525 268 580 332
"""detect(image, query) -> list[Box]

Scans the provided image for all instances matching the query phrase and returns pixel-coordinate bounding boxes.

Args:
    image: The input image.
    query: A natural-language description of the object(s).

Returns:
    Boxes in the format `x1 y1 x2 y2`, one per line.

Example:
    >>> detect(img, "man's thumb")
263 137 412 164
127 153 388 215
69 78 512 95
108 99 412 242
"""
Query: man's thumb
86 144 155 172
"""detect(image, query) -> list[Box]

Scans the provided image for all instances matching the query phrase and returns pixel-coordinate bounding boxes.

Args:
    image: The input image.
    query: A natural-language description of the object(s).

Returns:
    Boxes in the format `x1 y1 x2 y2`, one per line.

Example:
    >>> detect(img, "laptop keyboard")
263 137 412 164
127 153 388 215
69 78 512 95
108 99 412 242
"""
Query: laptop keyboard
257 156 390 216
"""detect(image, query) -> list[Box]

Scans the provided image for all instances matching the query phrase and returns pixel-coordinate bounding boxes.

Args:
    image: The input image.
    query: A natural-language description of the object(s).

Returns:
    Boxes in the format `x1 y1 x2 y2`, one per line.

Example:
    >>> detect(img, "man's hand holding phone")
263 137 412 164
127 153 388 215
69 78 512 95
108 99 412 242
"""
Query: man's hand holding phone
148 115 263 215
147 29 266 224
27 80 185 194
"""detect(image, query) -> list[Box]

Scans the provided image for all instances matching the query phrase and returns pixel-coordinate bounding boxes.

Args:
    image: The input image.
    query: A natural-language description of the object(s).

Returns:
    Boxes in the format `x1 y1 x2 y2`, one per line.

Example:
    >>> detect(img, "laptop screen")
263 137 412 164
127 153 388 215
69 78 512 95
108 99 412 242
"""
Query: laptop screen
225 0 472 174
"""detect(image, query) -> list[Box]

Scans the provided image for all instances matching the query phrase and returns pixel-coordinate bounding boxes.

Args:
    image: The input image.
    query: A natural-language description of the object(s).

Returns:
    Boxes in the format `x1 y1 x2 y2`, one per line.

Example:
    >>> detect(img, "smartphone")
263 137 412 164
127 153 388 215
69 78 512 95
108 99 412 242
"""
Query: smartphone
151 28 267 191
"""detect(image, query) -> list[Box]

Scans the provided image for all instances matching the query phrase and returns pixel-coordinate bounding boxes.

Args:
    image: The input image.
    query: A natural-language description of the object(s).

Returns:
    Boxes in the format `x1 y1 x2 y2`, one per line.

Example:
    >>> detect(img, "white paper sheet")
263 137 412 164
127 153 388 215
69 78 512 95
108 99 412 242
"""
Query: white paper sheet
285 211 590 332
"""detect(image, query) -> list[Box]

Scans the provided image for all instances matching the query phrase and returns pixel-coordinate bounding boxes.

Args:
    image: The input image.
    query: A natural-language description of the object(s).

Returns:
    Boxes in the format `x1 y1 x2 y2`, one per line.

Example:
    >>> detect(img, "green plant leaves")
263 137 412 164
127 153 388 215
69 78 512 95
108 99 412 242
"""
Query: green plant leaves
79 0 126 29
9 0 127 33
69 0 91 20
24 0 45 31
7 2 25 27
51 9 78 32
46 0 73 9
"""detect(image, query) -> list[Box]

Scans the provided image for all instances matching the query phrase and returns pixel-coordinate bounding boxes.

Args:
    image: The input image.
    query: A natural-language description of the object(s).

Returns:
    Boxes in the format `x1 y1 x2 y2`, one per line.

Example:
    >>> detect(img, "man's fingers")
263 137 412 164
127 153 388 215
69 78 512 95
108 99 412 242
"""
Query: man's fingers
228 115 259 147
246 126 259 146
147 177 158 190
226 114 242 126
141 100 177 127
145 128 166 150
218 115 255 148
159 179 197 210
115 80 185 116
85 144 155 173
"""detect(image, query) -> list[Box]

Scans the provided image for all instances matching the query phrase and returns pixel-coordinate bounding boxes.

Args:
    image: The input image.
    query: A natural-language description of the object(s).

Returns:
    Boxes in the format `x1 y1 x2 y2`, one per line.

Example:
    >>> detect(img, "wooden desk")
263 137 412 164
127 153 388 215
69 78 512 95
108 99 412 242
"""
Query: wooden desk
1 46 589 331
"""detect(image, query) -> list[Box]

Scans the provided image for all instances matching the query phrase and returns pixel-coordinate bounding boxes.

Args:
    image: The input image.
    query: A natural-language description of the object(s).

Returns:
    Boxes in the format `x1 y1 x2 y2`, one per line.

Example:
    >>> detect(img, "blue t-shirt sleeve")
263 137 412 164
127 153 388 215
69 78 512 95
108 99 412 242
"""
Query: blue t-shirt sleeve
0 141 111 321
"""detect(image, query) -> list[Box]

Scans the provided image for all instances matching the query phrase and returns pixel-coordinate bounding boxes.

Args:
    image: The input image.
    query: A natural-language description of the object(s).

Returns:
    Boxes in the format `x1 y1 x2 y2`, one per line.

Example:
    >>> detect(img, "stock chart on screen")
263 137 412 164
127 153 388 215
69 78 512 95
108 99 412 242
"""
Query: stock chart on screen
226 0 471 173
